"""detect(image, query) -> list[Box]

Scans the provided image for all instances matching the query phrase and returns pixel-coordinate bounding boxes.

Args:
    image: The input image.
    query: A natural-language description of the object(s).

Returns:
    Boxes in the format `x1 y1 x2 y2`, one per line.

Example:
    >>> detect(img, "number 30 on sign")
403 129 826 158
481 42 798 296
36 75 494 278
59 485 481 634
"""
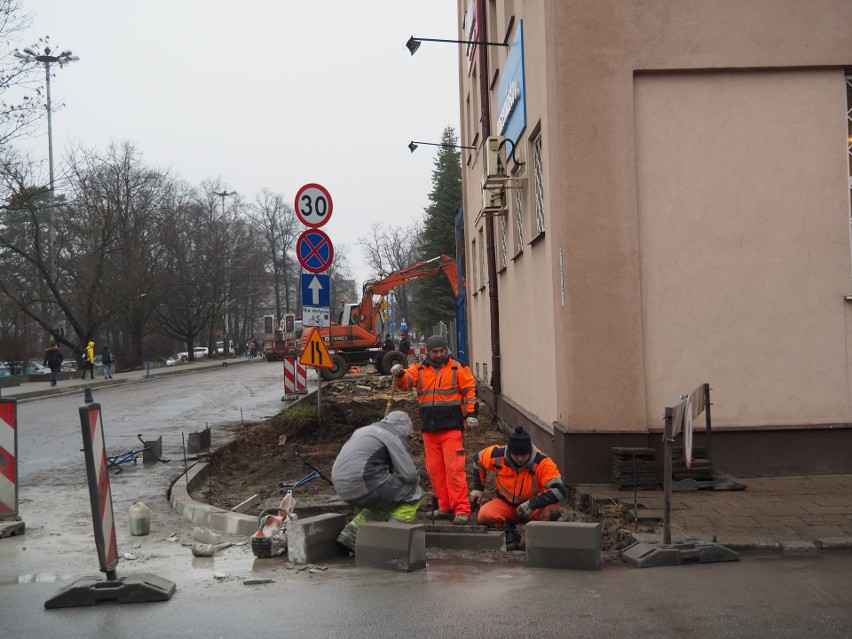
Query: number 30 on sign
294 183 333 228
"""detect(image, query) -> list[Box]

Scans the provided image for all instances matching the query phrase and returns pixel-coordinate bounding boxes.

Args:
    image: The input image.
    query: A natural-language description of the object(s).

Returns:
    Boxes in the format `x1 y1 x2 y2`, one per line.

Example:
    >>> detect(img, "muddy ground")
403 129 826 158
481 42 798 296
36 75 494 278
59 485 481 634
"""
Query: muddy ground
195 374 645 560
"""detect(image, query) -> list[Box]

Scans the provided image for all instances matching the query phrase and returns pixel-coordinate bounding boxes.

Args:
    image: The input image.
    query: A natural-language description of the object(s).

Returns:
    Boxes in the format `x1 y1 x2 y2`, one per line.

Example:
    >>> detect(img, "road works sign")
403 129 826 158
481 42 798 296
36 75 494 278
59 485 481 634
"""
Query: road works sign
296 229 334 274
299 328 334 369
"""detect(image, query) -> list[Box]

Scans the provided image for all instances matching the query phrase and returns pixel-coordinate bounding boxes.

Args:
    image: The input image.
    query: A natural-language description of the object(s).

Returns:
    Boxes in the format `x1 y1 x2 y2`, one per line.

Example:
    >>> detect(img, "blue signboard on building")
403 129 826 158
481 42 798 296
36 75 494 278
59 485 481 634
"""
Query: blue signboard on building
496 20 526 145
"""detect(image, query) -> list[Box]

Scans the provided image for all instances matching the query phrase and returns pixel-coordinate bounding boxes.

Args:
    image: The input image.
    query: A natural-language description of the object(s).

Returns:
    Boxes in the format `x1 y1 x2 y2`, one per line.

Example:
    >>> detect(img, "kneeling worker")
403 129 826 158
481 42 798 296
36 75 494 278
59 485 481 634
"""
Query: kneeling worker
332 411 424 551
470 427 567 527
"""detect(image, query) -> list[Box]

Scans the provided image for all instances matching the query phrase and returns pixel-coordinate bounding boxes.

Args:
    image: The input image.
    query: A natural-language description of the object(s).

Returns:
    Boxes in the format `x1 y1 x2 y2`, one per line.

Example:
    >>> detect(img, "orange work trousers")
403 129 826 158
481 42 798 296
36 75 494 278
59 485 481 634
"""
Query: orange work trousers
476 497 561 528
422 429 471 516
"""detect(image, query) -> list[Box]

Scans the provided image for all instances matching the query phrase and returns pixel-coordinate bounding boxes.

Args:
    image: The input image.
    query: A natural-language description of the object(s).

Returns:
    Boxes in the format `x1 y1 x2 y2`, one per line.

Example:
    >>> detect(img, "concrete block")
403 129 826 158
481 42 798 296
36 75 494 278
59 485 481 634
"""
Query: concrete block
142 435 163 463
355 522 426 572
526 521 602 570
287 513 347 564
186 429 211 454
231 494 261 514
425 528 505 550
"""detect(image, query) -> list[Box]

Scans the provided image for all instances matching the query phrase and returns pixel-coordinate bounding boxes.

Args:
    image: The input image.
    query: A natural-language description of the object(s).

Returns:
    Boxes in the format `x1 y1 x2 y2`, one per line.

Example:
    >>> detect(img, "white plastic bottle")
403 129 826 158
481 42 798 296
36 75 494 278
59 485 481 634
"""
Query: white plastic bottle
129 502 151 536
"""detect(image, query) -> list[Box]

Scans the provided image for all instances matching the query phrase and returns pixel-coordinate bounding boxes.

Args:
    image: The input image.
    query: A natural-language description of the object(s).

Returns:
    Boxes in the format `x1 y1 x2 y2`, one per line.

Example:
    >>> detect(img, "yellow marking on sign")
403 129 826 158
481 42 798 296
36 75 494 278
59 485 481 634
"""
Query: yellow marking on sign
299 328 334 369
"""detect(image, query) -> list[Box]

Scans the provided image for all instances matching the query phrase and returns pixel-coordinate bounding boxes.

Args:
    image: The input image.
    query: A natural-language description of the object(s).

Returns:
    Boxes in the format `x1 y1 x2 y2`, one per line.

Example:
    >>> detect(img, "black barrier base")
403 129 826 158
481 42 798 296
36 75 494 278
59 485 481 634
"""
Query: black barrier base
622 540 740 568
44 573 176 609
0 518 25 538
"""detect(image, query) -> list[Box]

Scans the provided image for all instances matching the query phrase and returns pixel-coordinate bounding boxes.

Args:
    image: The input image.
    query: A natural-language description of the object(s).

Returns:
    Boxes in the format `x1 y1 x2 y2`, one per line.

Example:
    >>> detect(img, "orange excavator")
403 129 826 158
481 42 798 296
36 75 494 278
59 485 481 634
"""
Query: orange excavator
303 254 461 380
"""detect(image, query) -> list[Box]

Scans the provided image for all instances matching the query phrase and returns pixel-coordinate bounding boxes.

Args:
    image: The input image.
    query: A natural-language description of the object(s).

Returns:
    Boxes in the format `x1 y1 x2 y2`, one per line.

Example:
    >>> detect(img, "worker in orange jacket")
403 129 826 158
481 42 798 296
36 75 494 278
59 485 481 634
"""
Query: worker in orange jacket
469 427 567 527
391 334 478 525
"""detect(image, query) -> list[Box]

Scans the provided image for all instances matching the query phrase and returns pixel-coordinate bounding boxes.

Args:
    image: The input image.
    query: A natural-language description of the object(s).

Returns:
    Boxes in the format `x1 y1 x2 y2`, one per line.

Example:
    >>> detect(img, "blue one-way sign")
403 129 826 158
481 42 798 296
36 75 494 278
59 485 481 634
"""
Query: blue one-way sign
301 273 330 307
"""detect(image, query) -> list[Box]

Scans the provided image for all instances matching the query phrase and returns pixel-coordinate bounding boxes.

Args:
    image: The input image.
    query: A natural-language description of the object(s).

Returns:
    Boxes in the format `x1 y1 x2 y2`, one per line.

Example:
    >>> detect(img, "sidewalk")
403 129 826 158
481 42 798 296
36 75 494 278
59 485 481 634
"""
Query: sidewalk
0 355 255 402
577 475 852 554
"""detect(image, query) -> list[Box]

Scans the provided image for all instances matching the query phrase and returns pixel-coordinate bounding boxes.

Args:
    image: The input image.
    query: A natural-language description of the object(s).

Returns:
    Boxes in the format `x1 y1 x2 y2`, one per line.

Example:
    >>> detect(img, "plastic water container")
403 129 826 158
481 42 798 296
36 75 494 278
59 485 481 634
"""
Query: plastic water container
129 502 151 536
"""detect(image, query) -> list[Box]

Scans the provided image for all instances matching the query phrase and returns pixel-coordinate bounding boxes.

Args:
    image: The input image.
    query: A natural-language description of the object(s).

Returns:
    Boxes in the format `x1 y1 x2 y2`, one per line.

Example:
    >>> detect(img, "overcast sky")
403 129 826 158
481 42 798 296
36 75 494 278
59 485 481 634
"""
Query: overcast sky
16 0 462 287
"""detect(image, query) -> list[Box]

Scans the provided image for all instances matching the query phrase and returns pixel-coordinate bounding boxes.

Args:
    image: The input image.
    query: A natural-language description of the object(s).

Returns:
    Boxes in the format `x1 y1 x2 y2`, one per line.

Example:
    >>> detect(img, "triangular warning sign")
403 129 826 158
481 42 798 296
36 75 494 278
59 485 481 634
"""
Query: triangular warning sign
299 328 334 369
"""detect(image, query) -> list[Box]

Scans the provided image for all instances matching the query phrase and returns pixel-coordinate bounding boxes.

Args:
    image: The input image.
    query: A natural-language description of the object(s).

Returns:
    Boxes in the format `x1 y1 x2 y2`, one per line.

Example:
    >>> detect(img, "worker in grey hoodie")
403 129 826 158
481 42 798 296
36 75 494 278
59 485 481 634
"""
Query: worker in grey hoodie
332 410 424 552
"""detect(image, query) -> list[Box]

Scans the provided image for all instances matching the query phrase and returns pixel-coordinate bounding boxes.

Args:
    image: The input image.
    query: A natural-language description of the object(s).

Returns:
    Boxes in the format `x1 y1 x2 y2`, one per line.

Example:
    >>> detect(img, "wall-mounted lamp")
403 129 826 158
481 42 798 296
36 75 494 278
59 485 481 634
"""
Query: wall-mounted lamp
406 36 508 56
409 140 477 154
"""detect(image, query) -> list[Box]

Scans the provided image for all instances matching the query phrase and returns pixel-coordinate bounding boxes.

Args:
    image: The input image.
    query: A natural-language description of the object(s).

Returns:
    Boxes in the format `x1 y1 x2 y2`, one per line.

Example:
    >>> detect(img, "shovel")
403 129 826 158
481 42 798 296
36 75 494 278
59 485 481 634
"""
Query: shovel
191 542 233 557
384 379 397 417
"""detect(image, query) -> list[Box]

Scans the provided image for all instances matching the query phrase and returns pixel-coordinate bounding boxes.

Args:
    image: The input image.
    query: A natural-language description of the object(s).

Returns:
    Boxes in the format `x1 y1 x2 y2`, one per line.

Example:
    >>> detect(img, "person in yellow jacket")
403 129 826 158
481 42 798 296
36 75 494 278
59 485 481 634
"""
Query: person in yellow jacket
81 340 95 380
469 426 567 527
391 335 478 525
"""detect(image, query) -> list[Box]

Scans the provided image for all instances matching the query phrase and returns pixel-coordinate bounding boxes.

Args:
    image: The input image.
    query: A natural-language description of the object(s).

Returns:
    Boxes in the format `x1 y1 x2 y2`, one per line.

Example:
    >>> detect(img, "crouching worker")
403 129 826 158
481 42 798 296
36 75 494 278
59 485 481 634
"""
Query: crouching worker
332 410 424 552
470 427 567 527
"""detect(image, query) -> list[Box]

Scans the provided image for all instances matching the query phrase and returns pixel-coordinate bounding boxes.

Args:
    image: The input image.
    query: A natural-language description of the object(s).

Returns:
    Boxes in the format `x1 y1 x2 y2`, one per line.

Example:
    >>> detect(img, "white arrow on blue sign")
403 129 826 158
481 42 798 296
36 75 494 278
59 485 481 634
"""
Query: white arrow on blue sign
301 273 330 307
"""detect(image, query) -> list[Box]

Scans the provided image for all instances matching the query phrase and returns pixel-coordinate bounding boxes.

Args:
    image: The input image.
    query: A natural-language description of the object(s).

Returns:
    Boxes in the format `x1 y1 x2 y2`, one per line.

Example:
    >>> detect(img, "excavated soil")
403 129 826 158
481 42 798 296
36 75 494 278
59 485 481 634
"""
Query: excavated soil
197 375 643 558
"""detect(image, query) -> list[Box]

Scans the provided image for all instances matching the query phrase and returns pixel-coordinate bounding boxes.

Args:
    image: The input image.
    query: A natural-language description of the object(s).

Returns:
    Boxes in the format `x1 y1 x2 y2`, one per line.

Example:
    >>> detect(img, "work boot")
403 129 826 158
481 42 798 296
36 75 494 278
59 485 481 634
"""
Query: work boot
336 525 357 552
431 509 451 520
452 513 469 525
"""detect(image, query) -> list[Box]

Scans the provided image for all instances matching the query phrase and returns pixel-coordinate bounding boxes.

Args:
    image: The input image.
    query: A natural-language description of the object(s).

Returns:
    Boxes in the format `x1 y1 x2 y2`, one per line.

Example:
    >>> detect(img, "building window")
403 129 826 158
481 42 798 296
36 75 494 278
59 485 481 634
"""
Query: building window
499 210 508 270
514 186 524 256
532 132 546 238
478 227 487 290
847 75 852 240
470 237 478 292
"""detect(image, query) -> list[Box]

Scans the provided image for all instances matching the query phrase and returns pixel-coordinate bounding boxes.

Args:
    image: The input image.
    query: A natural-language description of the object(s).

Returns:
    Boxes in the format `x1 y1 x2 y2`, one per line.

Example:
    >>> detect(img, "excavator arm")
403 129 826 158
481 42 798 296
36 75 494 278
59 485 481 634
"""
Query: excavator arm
350 255 461 335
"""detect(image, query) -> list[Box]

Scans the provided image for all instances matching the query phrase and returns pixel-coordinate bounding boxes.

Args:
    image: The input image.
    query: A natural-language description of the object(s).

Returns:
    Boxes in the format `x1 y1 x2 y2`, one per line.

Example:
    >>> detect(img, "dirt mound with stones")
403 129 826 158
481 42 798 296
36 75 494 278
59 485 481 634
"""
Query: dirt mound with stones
197 375 640 557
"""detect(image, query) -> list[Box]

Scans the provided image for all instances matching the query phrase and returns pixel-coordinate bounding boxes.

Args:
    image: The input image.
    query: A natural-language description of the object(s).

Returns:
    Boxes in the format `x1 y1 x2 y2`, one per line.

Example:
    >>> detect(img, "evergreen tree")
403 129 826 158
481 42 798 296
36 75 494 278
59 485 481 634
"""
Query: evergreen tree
413 126 462 333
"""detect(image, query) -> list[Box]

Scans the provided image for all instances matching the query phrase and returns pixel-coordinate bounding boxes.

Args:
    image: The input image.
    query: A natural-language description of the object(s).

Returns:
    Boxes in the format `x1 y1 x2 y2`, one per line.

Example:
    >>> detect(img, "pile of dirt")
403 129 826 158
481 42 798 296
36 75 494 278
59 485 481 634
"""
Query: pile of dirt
198 375 637 556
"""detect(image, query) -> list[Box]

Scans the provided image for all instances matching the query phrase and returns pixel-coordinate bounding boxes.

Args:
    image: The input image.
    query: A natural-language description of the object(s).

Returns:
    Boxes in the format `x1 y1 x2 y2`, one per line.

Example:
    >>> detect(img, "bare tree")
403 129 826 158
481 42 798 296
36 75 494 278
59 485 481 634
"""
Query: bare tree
247 188 299 321
358 222 421 325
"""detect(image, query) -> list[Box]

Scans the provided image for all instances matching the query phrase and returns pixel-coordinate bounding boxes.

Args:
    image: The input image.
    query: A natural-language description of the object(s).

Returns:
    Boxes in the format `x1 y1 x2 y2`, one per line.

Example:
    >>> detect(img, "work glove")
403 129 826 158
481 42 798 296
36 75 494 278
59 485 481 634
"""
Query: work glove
391 364 404 377
469 490 483 506
465 416 478 430
516 501 533 521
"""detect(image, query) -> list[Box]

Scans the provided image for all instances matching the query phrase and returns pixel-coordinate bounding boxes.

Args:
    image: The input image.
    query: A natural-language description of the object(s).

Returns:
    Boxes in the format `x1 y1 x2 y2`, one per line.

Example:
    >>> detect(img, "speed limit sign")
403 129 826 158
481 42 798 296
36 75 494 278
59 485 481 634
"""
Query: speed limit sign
294 183 333 228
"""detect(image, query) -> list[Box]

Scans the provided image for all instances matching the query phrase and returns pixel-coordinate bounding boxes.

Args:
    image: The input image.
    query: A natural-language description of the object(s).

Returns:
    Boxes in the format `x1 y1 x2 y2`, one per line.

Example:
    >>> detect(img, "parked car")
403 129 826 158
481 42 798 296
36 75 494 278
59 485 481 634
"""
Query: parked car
164 356 178 367
0 363 10 377
61 360 78 372
26 361 51 375
193 347 208 358
215 340 235 355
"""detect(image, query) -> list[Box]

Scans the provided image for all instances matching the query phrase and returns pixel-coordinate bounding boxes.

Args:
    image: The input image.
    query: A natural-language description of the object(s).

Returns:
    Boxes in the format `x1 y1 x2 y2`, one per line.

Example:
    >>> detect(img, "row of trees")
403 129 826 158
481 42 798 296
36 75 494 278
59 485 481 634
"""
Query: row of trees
0 142 356 367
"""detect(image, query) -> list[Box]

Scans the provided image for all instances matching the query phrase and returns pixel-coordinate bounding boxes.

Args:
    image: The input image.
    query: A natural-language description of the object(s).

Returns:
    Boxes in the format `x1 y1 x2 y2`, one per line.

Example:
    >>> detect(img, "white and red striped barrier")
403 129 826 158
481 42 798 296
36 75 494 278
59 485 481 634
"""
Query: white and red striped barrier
0 398 19 522
79 403 118 578
284 357 309 400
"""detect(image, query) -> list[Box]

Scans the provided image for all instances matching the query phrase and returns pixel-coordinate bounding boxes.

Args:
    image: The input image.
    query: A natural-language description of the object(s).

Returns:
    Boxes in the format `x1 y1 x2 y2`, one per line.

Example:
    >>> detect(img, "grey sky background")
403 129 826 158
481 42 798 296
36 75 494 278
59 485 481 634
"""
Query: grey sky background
17 1 461 288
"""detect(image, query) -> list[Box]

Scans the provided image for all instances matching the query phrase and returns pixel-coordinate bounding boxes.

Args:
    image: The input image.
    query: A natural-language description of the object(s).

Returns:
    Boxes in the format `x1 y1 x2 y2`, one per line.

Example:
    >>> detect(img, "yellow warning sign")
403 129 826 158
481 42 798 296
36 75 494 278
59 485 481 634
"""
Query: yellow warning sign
299 328 334 369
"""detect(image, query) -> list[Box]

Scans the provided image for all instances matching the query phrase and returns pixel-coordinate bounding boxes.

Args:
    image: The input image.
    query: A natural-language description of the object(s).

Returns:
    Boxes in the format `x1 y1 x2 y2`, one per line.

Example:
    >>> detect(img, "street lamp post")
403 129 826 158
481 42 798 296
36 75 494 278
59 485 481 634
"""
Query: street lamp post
13 45 79 284
212 191 236 354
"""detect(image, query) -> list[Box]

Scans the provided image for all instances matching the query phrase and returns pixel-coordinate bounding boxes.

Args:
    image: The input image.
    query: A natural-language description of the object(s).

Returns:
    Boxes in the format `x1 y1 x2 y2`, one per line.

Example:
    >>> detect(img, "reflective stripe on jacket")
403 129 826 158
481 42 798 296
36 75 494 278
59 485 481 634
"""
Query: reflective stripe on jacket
395 357 477 433
471 444 567 509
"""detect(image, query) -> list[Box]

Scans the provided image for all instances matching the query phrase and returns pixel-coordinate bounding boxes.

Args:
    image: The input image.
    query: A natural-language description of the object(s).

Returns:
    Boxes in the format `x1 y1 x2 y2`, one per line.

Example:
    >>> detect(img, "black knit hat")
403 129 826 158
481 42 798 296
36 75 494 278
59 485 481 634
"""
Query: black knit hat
426 335 449 351
507 426 532 455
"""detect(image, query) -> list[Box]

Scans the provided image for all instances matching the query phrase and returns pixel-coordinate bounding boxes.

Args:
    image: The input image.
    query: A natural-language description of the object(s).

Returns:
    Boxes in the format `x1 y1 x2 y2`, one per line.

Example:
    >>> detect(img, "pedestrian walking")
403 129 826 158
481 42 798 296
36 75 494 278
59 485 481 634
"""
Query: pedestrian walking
332 411 423 552
398 332 411 362
101 344 115 379
382 334 395 352
391 334 478 525
469 427 567 528
81 341 95 380
43 342 64 387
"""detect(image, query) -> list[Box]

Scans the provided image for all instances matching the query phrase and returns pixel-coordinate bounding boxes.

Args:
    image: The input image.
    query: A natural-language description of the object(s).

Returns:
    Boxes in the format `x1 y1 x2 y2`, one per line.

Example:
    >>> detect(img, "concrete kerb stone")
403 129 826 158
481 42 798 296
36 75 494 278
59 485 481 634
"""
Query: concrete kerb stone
287 513 348 564
526 521 602 570
355 522 426 572
169 461 257 536
815 536 852 551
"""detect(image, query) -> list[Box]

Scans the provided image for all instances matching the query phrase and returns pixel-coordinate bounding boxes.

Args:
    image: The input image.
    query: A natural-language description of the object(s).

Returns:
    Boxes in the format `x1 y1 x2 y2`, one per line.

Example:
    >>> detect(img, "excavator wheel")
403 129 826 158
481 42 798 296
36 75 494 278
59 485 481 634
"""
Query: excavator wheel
320 354 348 381
380 350 406 376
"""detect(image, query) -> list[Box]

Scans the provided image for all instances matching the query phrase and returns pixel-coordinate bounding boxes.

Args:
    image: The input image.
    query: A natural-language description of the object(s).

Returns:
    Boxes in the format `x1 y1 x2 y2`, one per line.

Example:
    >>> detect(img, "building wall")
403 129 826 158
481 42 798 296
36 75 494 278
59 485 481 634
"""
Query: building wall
458 0 852 479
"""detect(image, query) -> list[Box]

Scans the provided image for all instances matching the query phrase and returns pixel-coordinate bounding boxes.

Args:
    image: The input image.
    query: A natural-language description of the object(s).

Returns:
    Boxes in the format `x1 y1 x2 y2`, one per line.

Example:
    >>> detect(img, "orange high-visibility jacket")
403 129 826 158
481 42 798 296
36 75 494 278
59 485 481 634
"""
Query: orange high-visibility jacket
395 357 477 433
472 445 567 509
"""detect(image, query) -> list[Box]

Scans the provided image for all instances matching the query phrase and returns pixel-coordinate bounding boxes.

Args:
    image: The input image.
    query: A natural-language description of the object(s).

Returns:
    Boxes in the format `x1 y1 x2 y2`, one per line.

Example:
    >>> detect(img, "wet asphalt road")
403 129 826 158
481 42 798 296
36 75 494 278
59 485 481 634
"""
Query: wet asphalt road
2 364 852 637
